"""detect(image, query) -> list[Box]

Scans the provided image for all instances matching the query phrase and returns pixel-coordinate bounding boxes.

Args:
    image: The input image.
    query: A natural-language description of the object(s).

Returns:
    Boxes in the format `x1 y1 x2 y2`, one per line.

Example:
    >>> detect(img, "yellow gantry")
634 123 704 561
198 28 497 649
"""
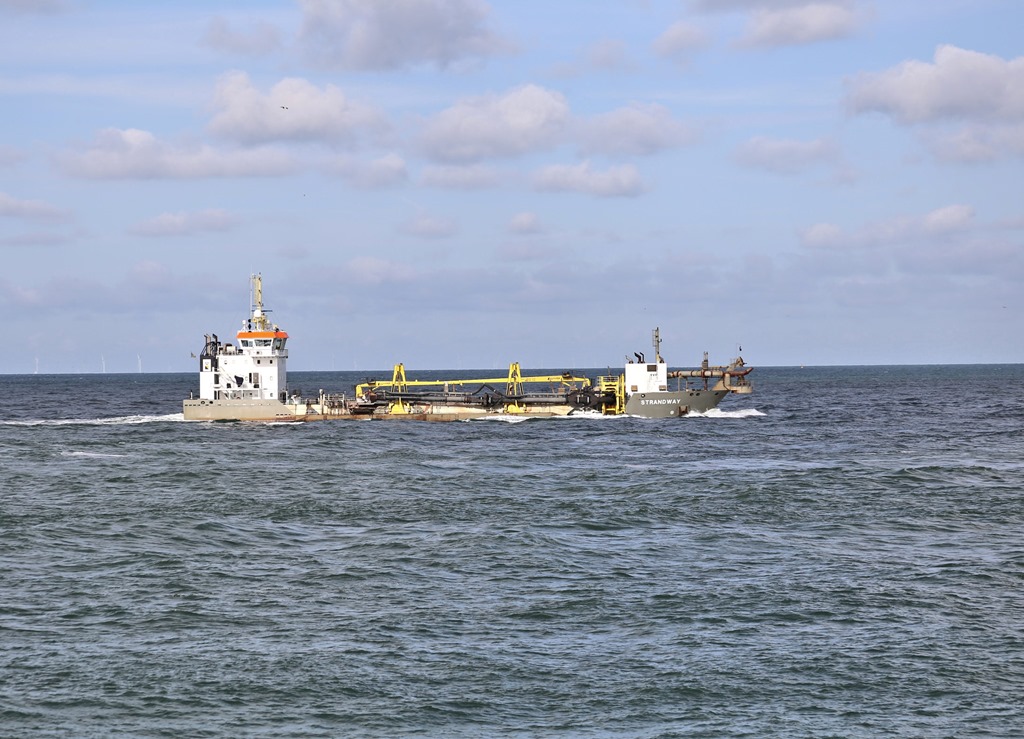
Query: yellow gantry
355 363 594 414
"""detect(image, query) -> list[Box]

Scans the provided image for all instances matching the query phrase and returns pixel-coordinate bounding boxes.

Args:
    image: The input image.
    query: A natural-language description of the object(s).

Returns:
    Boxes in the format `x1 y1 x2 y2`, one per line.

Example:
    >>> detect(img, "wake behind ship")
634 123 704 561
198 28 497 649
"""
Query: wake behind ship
182 276 753 422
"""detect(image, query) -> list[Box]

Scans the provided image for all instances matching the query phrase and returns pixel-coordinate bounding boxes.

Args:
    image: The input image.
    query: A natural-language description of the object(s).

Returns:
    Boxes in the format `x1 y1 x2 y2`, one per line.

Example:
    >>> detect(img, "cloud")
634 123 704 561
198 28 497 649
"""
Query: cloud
129 209 237 237
327 153 408 188
297 0 510 71
419 84 570 163
740 2 861 47
201 16 281 56
508 212 542 235
926 124 1024 163
533 160 646 197
847 45 1024 124
0 232 76 248
734 135 838 173
799 203 976 249
0 0 66 13
418 164 501 189
580 102 698 157
59 128 295 179
584 39 631 72
550 39 634 77
0 191 70 221
208 71 387 145
688 0 865 48
651 21 708 65
0 146 27 168
401 212 458 238
345 256 419 285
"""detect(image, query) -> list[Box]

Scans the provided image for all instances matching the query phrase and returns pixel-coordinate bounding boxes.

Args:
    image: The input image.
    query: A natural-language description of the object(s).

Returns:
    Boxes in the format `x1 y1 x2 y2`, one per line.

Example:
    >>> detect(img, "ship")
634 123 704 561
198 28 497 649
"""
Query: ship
182 275 753 422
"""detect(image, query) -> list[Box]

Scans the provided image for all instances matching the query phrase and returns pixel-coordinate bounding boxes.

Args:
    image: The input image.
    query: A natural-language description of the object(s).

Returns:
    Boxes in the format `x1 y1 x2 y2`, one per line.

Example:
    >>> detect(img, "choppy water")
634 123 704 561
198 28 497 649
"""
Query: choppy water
2 366 1023 737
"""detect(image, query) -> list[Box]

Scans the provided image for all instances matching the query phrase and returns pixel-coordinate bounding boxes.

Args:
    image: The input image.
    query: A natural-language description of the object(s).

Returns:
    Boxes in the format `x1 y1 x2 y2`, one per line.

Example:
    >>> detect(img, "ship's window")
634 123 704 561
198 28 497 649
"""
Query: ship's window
241 340 253 347
647 364 657 372
257 339 272 347
214 373 220 384
273 339 284 350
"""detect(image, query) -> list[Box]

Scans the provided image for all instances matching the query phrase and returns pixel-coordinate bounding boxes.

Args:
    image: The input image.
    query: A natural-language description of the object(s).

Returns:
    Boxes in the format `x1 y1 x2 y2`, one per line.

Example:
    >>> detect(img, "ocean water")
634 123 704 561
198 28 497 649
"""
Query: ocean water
2 366 1023 738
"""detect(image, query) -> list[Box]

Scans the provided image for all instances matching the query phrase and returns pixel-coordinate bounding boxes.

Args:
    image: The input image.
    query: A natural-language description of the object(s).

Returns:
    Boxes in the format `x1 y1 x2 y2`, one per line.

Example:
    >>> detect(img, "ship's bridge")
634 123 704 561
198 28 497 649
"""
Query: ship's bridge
237 330 289 356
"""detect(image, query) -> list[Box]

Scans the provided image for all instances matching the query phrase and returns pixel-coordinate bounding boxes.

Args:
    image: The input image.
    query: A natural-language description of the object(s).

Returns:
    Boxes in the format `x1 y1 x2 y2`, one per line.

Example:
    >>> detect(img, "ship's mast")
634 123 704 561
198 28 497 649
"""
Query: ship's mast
652 327 663 363
250 273 270 331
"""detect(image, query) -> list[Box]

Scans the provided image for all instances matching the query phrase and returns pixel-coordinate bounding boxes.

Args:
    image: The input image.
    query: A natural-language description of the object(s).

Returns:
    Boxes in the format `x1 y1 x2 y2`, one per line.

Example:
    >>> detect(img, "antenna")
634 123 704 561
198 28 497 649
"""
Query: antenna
652 327 663 363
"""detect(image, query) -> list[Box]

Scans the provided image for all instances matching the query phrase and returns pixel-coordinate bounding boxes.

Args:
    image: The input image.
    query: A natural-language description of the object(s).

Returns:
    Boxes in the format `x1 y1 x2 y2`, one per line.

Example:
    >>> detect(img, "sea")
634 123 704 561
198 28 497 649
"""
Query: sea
2 365 1022 738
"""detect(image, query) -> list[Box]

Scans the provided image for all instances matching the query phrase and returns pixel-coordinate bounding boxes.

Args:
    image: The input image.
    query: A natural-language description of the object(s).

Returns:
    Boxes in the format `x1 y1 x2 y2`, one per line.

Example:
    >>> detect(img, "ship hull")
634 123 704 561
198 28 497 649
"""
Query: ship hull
184 391 733 421
624 389 728 418
183 399 300 422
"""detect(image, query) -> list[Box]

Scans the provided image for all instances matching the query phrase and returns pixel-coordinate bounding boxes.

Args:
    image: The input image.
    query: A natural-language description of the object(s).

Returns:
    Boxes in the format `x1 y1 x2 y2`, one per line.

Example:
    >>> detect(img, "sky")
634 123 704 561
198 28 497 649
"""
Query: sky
1 0 1022 373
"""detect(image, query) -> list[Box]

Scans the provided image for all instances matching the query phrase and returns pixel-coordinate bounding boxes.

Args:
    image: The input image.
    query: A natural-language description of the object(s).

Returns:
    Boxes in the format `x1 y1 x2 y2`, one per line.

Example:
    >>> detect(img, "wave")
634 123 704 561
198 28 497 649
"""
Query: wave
464 408 765 423
687 408 766 419
0 413 185 427
60 450 130 459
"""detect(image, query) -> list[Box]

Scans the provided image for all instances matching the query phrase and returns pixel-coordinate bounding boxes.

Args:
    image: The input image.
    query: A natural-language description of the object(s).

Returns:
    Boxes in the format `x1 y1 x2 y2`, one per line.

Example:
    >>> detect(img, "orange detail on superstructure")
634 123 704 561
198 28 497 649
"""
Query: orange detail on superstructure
237 331 289 339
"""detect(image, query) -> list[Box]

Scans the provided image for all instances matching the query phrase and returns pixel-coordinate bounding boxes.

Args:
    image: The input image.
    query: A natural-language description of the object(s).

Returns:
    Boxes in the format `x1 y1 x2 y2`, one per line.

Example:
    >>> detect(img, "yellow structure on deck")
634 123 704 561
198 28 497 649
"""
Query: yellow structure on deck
355 363 595 415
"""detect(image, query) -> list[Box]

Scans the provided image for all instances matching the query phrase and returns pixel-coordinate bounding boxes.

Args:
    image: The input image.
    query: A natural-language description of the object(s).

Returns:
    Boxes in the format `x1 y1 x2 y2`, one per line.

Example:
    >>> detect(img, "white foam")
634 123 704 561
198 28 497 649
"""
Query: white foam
464 415 532 423
686 407 766 419
60 450 130 459
0 413 186 427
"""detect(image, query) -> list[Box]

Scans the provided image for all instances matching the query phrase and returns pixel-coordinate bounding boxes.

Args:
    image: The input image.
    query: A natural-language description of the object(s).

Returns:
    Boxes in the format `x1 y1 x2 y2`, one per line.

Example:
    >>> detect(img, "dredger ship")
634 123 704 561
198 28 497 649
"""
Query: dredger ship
182 275 752 422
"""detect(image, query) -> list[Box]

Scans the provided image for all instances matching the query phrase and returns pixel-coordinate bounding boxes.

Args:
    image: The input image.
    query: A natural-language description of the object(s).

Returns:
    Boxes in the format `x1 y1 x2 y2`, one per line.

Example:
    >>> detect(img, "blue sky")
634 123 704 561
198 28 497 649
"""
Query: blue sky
2 0 1022 373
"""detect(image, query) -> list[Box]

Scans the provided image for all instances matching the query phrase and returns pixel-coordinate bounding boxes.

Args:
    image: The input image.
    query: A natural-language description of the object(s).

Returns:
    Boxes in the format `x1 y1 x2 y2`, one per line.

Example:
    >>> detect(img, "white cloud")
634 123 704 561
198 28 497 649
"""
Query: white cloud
420 84 570 163
328 153 408 188
585 39 631 72
208 71 386 145
0 191 69 221
799 222 843 249
690 0 810 10
550 39 633 78
848 45 1024 124
508 212 542 234
401 212 458 238
0 146 27 167
533 160 646 197
740 2 861 47
580 102 698 157
927 124 1024 163
0 232 75 248
734 135 838 173
345 256 419 285
922 204 974 234
688 0 865 48
59 128 295 179
130 209 237 237
800 204 976 249
201 17 281 56
297 0 509 71
0 0 66 13
652 21 708 64
419 164 501 189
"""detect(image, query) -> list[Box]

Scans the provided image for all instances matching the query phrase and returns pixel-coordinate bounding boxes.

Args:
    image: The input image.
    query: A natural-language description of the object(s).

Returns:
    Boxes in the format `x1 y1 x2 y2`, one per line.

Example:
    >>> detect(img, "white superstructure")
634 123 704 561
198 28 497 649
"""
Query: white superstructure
623 328 668 396
196 274 289 403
